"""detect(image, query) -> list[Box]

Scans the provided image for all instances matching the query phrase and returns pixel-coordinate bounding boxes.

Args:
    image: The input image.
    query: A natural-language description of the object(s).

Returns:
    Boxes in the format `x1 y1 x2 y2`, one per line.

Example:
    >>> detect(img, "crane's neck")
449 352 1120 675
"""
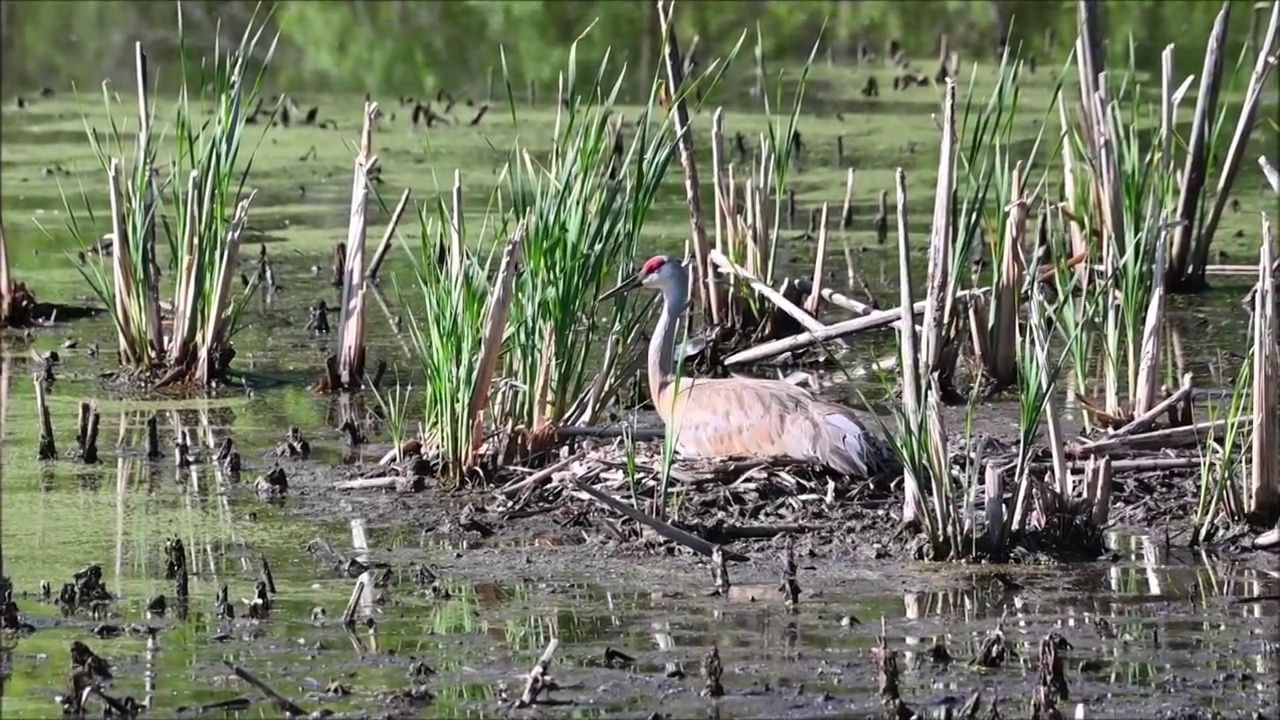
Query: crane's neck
648 280 687 411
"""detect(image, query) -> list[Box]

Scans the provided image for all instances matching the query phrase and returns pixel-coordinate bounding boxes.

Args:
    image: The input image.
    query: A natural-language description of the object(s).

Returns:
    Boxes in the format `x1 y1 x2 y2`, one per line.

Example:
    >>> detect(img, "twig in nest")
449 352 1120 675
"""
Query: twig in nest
567 476 750 561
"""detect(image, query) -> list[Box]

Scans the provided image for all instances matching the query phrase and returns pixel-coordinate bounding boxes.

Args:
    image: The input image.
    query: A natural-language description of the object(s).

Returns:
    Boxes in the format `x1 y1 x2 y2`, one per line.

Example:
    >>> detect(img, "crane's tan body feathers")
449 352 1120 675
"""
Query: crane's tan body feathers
603 254 891 478
657 377 882 477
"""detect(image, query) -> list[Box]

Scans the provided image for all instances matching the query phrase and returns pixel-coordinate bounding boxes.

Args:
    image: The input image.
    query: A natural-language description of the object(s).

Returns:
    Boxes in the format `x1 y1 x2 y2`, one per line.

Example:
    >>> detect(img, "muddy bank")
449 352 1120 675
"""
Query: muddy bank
260 398 1265 569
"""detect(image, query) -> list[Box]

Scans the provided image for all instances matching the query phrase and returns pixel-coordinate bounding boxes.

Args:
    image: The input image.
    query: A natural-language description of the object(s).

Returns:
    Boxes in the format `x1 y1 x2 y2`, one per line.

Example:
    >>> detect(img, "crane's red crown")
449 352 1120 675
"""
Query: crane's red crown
640 256 667 276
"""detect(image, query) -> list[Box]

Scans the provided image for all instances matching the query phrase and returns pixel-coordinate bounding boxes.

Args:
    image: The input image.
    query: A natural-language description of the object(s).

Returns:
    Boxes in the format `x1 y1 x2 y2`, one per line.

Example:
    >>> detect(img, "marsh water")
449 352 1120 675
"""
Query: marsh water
3 57 1279 717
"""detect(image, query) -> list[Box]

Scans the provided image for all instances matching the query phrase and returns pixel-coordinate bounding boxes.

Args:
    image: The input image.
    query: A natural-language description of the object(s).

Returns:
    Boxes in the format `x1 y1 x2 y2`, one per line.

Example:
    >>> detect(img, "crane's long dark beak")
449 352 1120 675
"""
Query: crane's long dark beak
598 273 642 302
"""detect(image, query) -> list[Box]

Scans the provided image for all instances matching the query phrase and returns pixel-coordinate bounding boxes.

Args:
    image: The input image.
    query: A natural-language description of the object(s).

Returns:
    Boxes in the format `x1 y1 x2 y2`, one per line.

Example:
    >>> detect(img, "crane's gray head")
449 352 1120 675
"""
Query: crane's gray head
598 254 685 301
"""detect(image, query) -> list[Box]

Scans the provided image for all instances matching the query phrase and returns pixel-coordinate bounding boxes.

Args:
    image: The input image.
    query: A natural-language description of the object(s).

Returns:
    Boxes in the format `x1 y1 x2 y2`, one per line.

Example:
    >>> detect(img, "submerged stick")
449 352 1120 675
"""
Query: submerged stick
82 402 101 464
34 373 56 460
223 662 308 718
515 638 560 708
144 414 160 460
365 188 411 283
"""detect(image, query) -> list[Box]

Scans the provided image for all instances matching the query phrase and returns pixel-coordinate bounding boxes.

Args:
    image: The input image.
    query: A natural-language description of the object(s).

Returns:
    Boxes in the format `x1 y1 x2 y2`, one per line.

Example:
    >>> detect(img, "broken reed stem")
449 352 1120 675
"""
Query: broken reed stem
920 79 956 375
710 107 728 325
840 168 855 230
1132 234 1170 416
984 463 1005 552
168 171 201 368
336 102 378 390
196 194 255 385
78 401 101 464
1112 372 1194 438
341 578 365 629
708 249 827 336
34 373 56 460
0 361 8 434
893 167 927 529
1250 212 1278 518
656 0 715 322
1188 2 1280 280
465 217 528 466
448 170 463 289
0 223 11 325
106 160 136 365
805 203 830 315
365 188 412 283
134 43 164 364
1168 5 1229 283
992 162 1027 386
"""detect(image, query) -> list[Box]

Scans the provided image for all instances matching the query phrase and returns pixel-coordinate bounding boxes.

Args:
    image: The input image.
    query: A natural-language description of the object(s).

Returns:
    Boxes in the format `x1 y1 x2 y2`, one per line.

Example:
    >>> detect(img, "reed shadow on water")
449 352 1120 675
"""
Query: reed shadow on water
1 1 1279 717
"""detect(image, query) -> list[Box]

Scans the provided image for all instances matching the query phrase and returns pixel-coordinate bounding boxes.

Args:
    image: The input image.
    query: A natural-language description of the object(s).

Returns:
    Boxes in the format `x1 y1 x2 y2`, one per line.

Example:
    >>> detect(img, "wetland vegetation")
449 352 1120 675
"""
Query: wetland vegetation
2 1 1279 717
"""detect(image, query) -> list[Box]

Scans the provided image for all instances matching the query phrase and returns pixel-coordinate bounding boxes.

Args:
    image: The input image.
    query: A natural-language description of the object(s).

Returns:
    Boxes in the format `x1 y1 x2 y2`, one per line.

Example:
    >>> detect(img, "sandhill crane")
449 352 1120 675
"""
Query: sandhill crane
600 255 892 477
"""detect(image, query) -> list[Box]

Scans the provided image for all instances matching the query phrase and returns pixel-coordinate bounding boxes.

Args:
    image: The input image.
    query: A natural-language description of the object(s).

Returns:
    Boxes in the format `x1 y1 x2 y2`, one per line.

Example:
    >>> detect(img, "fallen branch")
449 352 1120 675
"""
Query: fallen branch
724 288 986 366
566 476 750 561
1067 417 1252 457
709 249 831 338
1109 372 1194 438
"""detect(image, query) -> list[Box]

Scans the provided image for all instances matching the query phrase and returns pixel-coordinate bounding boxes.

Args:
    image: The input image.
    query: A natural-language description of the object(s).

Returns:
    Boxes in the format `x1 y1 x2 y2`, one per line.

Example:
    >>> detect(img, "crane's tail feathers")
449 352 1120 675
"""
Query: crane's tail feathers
821 410 899 478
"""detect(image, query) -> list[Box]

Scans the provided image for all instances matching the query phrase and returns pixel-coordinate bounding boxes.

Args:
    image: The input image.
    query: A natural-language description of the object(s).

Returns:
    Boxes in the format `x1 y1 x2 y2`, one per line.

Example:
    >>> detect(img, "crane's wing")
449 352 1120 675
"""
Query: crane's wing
666 378 824 460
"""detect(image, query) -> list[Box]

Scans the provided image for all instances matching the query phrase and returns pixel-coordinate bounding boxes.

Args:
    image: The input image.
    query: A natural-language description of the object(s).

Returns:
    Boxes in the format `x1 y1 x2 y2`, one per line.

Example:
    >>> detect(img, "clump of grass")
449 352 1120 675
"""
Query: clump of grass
401 190 521 478
496 34 683 442
402 23 739 480
49 5 277 386
954 47 1061 394
1191 351 1252 544
369 373 414 464
1195 212 1280 539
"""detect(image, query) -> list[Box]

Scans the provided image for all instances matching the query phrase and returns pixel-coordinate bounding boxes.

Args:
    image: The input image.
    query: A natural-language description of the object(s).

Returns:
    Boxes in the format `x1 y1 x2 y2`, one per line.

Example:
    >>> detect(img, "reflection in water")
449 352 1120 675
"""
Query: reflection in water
1 368 1276 716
